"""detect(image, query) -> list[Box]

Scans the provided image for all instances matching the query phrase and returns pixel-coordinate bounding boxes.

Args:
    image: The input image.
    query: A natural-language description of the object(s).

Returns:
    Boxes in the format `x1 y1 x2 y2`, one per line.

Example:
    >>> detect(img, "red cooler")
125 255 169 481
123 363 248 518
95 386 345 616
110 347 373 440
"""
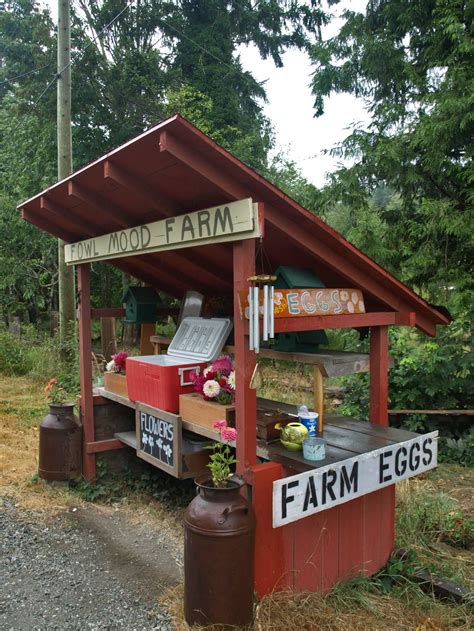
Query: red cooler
126 317 233 413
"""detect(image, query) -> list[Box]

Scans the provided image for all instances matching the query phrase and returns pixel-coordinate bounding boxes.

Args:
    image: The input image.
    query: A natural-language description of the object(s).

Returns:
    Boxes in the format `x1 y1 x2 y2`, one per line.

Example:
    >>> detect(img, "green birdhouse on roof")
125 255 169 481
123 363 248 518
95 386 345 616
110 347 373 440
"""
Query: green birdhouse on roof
274 266 328 352
122 287 160 324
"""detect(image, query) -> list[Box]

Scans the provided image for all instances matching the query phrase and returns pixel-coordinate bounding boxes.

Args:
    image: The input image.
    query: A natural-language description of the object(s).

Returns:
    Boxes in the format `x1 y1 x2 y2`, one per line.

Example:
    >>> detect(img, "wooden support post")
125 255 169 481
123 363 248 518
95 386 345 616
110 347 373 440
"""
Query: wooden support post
368 325 394 572
100 316 117 360
233 239 256 474
313 365 324 434
369 325 389 426
140 323 156 355
78 264 96 481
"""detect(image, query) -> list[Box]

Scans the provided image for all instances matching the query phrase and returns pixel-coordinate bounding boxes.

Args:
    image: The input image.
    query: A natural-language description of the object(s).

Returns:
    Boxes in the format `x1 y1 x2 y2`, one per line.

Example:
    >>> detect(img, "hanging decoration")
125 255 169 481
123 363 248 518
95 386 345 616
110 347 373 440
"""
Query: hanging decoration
247 274 276 353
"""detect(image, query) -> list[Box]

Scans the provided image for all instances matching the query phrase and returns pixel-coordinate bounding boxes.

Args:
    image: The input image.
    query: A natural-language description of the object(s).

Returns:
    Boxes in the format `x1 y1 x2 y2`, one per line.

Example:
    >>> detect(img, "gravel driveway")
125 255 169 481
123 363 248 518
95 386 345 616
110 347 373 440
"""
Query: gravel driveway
0 496 182 631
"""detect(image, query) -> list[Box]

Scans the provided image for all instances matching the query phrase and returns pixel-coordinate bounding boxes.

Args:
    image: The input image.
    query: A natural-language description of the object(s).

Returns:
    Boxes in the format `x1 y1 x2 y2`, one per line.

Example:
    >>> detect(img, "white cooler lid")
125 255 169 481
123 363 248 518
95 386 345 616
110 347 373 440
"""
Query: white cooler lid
167 317 233 362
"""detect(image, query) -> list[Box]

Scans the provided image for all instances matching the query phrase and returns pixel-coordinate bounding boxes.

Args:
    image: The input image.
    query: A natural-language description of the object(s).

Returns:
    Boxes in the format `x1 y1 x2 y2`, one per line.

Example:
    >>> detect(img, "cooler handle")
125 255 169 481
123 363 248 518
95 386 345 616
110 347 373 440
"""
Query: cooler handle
179 365 200 387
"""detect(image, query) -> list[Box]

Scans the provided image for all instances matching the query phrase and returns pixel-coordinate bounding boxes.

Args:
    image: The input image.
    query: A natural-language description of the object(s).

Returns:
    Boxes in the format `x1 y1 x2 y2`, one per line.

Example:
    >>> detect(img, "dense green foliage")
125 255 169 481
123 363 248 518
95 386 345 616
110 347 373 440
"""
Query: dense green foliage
311 0 473 304
0 0 322 319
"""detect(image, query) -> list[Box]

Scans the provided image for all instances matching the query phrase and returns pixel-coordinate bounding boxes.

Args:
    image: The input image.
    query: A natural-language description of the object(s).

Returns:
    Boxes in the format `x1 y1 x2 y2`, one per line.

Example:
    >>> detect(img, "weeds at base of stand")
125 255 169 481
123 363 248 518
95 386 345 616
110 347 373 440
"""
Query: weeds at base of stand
159 575 473 631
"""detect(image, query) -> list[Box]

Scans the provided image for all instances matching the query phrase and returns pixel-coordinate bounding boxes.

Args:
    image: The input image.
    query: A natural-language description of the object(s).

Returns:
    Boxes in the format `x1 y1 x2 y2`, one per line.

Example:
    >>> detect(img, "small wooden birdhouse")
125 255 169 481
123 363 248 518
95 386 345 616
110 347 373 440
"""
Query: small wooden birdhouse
122 287 160 324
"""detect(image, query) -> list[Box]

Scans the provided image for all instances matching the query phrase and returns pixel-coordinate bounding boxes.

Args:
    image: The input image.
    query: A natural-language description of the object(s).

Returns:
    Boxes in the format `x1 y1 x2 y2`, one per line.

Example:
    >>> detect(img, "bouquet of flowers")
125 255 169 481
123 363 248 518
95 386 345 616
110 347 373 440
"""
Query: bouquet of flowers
44 378 69 404
191 354 235 405
106 351 128 374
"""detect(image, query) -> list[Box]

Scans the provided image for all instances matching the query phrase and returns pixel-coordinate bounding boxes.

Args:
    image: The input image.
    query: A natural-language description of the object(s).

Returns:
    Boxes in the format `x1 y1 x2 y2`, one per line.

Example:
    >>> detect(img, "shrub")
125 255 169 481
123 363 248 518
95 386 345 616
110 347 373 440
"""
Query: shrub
0 324 79 394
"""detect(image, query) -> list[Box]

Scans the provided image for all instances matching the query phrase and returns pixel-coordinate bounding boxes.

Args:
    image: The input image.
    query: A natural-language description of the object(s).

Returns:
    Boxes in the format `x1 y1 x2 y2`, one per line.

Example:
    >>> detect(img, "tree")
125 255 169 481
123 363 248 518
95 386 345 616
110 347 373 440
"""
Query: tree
0 0 328 325
310 0 473 310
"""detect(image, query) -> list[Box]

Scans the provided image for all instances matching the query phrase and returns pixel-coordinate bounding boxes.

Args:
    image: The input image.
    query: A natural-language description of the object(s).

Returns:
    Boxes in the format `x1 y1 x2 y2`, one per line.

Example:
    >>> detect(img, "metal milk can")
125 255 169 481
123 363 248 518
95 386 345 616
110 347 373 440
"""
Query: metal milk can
39 403 82 481
184 475 255 628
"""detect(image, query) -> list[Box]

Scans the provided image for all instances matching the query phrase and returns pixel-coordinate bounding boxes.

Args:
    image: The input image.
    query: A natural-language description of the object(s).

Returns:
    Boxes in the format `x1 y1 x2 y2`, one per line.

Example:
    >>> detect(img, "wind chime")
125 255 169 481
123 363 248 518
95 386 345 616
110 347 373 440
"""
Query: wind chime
247 230 277 359
247 274 276 353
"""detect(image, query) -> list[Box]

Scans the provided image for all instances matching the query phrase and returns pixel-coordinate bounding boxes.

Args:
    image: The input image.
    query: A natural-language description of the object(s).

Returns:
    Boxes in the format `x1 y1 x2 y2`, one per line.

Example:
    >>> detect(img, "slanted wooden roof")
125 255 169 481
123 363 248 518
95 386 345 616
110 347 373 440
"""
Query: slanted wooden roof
18 114 449 335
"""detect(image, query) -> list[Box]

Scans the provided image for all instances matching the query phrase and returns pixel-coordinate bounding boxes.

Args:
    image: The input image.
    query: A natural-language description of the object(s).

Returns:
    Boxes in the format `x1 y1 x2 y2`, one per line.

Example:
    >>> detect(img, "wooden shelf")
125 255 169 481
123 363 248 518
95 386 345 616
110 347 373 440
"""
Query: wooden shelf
149 335 374 377
114 431 137 449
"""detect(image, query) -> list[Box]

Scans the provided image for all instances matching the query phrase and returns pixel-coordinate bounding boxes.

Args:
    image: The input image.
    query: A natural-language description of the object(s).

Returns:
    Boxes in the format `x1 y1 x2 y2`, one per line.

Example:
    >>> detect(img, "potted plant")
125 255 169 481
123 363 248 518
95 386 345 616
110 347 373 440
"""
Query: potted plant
103 351 129 397
179 355 236 428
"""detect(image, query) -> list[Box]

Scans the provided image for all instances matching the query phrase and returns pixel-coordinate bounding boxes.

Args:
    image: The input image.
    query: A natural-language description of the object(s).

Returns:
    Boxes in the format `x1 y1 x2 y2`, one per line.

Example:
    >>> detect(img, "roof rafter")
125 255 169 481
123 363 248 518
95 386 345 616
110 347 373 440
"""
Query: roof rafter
68 181 131 229
159 128 440 336
103 158 233 280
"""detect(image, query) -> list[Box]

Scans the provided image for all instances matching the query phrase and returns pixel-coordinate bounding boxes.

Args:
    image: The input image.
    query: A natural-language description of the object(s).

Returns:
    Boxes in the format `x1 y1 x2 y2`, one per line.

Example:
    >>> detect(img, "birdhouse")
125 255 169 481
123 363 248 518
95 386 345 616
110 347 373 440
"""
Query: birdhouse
122 287 160 324
274 266 328 351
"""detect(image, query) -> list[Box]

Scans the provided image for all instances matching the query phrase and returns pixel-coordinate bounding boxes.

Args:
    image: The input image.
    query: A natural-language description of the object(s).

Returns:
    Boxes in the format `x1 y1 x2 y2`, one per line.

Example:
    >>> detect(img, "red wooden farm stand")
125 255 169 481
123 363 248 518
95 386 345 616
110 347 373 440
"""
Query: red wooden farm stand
19 114 449 596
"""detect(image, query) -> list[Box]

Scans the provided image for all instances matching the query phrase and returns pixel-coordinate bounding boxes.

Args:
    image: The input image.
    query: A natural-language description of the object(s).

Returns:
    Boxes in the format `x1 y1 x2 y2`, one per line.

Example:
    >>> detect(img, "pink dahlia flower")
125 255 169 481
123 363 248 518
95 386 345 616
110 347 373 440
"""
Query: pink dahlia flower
213 420 227 430
221 427 237 442
211 354 233 376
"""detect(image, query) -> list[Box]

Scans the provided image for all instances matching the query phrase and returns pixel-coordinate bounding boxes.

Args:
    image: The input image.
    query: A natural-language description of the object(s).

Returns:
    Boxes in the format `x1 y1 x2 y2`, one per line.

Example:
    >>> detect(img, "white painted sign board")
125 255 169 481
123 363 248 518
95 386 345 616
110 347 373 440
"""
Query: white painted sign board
65 198 258 265
273 431 438 528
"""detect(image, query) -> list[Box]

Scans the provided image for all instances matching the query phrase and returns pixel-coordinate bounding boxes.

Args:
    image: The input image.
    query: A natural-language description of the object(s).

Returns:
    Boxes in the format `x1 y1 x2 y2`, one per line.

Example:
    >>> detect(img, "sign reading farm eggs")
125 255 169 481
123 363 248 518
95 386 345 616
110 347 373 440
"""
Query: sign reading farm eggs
239 288 365 319
65 198 259 264
273 431 438 527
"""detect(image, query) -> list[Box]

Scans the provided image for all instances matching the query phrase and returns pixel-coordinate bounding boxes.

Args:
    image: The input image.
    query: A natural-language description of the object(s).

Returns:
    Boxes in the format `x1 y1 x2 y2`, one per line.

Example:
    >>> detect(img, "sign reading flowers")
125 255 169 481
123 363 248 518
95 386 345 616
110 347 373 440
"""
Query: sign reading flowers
136 405 179 476
191 355 235 405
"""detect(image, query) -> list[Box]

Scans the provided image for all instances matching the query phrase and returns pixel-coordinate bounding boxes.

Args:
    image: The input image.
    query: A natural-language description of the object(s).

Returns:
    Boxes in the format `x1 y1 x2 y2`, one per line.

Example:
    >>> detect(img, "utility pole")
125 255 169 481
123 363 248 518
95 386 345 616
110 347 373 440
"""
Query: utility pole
57 0 76 345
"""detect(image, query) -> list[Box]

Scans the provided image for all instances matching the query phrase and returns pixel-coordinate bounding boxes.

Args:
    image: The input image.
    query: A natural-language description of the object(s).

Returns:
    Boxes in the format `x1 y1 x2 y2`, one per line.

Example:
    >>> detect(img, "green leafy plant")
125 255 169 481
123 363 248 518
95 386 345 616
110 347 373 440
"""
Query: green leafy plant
207 421 238 487
44 378 69 404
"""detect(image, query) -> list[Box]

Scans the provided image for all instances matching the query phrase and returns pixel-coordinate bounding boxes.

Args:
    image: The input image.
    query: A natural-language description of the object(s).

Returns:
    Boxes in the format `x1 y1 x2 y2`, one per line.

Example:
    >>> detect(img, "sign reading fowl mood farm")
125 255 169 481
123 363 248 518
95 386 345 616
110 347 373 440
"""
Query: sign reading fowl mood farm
65 198 260 264
273 431 438 527
136 405 179 476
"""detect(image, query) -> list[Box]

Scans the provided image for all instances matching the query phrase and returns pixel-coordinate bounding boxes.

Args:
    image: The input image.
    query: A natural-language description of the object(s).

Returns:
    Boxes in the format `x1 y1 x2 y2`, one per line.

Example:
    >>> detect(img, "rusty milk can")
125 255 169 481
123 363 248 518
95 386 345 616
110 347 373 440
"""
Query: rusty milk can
39 403 82 481
184 475 255 628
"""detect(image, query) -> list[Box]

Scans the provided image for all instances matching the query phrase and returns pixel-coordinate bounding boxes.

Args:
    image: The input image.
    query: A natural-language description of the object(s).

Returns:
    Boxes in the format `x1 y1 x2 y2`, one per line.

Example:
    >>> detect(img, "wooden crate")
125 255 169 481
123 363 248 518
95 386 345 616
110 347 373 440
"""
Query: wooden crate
179 393 235 429
256 410 293 441
103 372 128 398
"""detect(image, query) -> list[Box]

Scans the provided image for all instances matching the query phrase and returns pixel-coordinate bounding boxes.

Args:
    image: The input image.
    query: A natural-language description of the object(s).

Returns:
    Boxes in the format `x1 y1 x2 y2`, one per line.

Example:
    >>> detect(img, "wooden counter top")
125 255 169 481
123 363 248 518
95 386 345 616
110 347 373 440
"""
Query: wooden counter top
96 388 417 475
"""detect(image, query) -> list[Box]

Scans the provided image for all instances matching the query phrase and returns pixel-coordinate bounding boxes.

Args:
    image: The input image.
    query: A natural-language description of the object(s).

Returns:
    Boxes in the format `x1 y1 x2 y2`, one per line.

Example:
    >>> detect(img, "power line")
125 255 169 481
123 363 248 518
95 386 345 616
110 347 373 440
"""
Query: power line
0 63 53 86
6 0 133 140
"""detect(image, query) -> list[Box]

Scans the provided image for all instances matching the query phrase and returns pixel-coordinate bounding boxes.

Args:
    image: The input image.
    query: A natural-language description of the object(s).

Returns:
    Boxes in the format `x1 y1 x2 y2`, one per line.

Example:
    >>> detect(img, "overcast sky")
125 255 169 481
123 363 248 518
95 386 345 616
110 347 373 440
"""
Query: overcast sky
42 0 369 187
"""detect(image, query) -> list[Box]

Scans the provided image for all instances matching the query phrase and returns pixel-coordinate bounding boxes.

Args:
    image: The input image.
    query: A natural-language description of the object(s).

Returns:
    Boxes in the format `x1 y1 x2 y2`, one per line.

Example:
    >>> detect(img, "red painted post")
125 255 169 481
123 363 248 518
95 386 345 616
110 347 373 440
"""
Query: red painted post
368 324 394 571
77 264 96 481
369 325 389 426
233 239 256 473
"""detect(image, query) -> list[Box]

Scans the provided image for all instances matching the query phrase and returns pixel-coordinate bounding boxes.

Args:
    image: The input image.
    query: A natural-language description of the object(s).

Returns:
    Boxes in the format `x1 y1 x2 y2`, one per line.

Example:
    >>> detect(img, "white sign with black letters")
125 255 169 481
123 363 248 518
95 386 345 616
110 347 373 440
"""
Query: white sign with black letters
273 431 438 528
65 198 259 264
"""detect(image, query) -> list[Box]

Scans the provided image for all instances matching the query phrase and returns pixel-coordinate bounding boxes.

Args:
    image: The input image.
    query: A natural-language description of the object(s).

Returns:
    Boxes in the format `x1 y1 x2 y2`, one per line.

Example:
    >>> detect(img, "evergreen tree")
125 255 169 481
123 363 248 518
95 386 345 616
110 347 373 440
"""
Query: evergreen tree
310 0 473 308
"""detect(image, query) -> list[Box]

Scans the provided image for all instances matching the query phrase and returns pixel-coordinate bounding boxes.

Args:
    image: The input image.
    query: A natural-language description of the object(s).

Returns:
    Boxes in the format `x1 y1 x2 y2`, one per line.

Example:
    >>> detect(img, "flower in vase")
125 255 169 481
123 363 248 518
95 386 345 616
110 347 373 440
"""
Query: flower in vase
203 380 220 398
213 420 227 430
206 424 238 487
221 427 237 442
192 356 235 406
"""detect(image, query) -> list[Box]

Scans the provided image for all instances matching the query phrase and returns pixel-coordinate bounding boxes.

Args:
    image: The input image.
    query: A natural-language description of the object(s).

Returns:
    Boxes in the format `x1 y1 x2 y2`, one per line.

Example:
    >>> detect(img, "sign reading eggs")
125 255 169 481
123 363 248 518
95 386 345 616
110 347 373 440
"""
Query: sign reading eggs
239 288 365 319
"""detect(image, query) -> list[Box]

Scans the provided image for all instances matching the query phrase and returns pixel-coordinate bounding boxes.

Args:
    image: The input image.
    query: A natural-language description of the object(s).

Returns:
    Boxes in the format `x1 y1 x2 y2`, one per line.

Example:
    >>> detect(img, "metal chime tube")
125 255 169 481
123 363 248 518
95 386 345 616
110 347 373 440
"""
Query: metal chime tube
248 288 254 351
253 285 260 353
263 284 269 341
269 285 275 338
